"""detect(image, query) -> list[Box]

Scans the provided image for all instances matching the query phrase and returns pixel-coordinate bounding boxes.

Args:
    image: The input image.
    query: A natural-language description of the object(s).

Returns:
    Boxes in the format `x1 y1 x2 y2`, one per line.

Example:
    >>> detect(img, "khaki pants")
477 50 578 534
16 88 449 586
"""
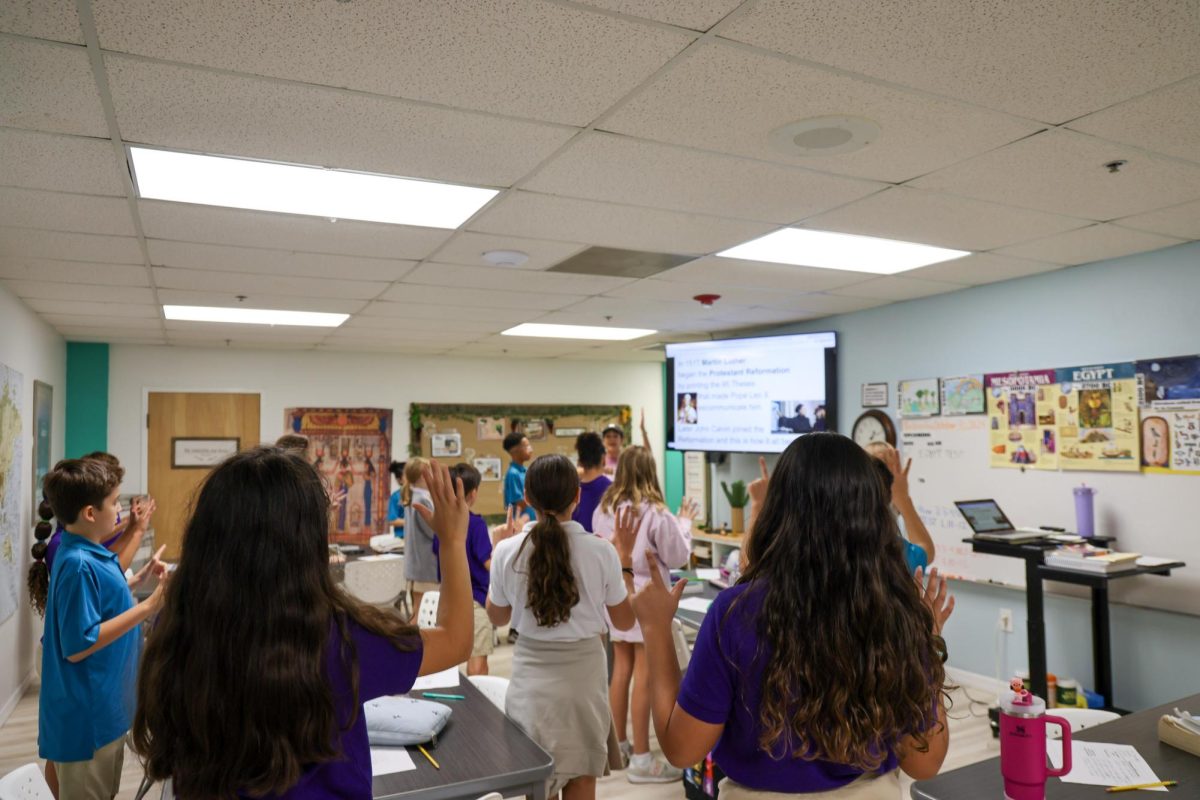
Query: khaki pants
56 734 125 800
719 771 901 800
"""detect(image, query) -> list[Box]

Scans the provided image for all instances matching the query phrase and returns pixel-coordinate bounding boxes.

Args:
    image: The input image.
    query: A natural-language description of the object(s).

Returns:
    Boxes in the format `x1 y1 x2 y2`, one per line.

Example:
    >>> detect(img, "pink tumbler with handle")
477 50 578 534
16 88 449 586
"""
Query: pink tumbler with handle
1000 682 1072 800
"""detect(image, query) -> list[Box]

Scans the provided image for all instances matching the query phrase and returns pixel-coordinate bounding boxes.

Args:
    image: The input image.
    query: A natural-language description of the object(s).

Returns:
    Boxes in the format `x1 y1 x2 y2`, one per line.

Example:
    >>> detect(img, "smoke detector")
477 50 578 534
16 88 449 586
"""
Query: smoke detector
693 293 721 308
482 250 530 267
769 115 880 157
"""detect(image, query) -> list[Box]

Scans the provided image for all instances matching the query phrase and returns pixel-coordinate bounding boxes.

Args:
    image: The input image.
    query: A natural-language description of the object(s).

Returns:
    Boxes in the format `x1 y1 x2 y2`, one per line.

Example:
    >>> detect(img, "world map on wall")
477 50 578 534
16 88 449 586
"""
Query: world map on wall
0 363 23 626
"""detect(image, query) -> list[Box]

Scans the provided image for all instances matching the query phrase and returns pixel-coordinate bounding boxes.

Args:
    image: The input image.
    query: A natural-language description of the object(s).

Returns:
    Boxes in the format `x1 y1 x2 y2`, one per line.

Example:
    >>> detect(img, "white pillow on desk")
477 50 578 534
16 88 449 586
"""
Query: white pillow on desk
364 697 452 747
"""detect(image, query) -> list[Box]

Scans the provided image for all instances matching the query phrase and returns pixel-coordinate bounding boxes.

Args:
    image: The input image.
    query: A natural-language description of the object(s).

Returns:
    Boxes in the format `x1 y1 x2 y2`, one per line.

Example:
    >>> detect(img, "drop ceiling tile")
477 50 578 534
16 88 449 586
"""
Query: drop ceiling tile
324 328 480 346
832 276 966 301
340 315 506 334
0 38 108 136
604 42 1042 183
0 227 142 263
720 0 1200 124
601 278 807 307
164 324 328 345
316 341 452 355
24 298 158 317
993 224 1185 265
901 253 1064 285
152 267 387 301
533 296 756 331
799 187 1089 251
401 262 635 296
552 348 665 362
173 339 320 351
379 282 583 311
359 301 534 325
94 0 693 126
146 240 416 283
0 258 149 286
910 129 1200 221
773 293 890 315
43 314 162 330
469 336 607 356
433 232 588 271
66 333 167 345
0 129 127 195
154 290 366 315
107 56 574 187
652 256 868 292
574 0 742 30
0 1 83 43
699 305 824 326
55 325 162 339
1117 199 1200 240
138 202 452 261
470 191 774 255
2 279 155 303
0 187 134 236
1068 76 1200 165
526 131 885 223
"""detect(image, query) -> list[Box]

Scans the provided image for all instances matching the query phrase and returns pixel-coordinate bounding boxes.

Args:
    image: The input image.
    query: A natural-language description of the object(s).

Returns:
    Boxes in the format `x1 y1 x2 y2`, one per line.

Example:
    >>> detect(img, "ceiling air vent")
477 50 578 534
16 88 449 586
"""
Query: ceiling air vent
547 247 694 279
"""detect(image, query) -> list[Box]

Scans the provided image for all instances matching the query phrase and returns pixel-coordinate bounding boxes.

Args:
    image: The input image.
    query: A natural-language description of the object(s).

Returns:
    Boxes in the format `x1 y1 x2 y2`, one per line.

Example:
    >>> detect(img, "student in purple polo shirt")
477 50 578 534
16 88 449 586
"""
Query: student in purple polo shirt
132 447 475 800
627 433 955 800
572 432 611 532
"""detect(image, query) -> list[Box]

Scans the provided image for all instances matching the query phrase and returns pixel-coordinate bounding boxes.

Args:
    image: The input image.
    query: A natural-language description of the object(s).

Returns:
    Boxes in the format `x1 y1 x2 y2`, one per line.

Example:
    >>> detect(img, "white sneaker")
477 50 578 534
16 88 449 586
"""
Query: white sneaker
618 740 632 768
627 755 683 784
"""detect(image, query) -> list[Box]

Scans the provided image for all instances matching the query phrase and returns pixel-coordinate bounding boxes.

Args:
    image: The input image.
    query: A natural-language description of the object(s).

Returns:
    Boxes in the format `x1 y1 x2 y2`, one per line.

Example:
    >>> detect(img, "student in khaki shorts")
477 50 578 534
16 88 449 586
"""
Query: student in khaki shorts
431 463 519 674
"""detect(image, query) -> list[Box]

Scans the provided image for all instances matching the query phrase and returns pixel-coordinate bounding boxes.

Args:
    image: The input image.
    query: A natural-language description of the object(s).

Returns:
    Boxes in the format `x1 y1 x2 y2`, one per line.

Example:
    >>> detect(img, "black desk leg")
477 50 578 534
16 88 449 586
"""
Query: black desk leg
1092 584 1113 709
1026 559 1048 702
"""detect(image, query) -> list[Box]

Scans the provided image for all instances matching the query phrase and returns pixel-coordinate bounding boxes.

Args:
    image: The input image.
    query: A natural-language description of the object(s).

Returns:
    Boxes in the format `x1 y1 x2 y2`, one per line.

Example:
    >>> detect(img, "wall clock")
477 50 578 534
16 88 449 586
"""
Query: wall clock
852 409 897 447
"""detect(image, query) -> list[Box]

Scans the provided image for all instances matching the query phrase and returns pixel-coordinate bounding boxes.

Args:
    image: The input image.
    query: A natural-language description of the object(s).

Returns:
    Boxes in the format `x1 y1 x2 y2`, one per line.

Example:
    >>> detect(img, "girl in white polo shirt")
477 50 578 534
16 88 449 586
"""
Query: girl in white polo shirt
488 454 637 800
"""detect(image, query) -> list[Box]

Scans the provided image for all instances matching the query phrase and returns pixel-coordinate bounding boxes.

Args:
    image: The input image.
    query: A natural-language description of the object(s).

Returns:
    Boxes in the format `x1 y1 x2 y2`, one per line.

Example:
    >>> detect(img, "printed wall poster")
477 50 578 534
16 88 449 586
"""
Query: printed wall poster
476 417 505 441
0 363 24 625
473 457 502 482
285 407 392 545
940 375 985 416
984 370 1059 470
898 378 941 418
431 432 462 457
1136 355 1200 474
1054 363 1139 471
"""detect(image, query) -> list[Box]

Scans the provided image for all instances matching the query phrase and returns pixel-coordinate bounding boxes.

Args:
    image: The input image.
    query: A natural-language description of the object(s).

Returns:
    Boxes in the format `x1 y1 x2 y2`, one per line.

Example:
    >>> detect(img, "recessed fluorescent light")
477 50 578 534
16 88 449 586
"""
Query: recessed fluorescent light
164 305 348 327
716 228 969 274
501 323 656 341
130 147 498 229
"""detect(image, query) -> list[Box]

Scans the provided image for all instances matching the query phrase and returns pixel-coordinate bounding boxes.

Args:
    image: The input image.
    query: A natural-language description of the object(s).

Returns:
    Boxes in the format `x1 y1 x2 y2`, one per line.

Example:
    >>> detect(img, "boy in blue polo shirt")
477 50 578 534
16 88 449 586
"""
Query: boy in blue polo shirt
40 459 168 799
502 432 535 523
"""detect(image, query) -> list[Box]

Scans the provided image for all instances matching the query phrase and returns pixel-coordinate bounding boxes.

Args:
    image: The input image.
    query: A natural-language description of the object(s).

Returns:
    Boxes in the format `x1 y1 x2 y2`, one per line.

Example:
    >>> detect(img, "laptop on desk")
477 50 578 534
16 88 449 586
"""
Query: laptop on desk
954 499 1048 543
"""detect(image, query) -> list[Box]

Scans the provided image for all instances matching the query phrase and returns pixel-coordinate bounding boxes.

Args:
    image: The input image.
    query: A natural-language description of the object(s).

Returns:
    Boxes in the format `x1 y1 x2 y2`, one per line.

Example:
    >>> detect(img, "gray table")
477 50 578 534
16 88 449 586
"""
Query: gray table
675 581 722 631
911 692 1200 799
374 677 554 800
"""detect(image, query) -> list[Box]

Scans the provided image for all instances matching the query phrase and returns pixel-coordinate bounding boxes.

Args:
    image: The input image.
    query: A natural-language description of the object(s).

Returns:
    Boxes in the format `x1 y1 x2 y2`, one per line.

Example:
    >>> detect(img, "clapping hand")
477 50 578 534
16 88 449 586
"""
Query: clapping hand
915 566 955 634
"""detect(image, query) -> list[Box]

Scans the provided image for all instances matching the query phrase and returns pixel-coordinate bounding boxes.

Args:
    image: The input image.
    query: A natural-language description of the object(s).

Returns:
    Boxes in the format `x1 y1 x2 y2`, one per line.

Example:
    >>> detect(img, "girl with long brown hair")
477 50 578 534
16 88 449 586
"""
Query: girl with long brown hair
487 454 637 800
628 433 954 799
132 447 475 799
592 445 697 782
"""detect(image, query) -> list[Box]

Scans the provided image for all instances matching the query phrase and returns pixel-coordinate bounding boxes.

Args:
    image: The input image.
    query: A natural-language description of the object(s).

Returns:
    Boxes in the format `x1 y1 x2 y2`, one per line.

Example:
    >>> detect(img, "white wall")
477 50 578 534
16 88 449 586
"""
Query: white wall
108 346 665 492
0 284 66 723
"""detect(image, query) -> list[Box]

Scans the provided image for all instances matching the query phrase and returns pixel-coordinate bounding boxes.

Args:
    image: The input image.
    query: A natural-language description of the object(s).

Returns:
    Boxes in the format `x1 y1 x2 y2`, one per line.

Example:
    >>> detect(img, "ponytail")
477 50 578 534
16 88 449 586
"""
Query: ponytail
517 516 580 627
402 457 428 506
27 497 54 616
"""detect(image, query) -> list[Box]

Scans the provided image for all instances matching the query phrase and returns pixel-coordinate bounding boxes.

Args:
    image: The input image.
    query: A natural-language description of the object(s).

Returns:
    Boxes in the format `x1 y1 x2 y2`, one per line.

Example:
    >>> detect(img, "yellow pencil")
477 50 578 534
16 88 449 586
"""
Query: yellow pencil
1106 780 1176 793
417 744 441 770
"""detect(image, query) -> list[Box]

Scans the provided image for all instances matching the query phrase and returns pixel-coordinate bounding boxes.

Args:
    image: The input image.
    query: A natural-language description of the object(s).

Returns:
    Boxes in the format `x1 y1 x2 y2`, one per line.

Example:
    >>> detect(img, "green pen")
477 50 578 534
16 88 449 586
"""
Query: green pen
422 692 466 700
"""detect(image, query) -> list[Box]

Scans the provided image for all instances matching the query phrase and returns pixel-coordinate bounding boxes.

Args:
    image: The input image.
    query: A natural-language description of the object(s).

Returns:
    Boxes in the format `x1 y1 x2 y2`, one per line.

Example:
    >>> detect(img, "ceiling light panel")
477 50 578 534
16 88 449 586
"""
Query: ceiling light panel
716 228 969 274
163 304 349 327
501 323 656 341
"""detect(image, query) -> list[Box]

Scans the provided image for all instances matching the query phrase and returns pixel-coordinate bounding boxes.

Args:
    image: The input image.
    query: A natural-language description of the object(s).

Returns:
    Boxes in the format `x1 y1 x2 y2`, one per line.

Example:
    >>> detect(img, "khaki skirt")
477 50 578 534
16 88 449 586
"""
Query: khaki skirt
720 771 901 800
506 635 611 794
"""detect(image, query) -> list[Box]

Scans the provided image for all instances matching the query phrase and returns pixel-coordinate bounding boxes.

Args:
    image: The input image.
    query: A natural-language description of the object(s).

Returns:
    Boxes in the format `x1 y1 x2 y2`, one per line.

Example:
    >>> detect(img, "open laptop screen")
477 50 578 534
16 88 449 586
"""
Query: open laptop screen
955 500 1016 533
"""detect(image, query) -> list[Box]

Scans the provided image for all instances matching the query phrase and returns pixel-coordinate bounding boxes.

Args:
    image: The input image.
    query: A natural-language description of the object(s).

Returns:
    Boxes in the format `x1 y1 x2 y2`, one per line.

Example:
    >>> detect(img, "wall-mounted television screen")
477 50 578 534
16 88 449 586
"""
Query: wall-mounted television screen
666 331 837 454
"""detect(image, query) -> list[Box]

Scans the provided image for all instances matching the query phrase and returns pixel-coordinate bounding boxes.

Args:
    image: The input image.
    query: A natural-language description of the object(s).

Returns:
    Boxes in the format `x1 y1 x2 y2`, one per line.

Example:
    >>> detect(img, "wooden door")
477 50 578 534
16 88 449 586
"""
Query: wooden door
147 392 260 559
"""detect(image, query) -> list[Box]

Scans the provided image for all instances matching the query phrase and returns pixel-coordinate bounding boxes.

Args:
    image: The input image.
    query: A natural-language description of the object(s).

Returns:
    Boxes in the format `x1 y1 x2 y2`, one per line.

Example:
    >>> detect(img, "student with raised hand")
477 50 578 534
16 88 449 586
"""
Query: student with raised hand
864 441 936 572
132 447 473 799
592 445 696 782
628 433 954 799
488 454 637 800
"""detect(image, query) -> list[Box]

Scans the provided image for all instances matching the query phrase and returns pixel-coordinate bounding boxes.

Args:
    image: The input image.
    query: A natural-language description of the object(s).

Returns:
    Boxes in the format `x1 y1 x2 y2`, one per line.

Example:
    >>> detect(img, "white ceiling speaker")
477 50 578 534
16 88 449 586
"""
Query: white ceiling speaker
481 249 530 267
769 115 880 157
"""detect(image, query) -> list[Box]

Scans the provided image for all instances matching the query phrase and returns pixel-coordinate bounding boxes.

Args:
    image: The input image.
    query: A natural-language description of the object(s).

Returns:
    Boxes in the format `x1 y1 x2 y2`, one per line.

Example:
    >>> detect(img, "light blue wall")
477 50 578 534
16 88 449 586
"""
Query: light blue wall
730 240 1200 710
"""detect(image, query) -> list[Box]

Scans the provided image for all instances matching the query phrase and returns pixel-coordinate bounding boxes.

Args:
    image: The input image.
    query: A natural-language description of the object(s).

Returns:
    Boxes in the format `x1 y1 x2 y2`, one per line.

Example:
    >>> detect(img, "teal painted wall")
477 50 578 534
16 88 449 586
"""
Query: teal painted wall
663 362 684 508
65 342 109 457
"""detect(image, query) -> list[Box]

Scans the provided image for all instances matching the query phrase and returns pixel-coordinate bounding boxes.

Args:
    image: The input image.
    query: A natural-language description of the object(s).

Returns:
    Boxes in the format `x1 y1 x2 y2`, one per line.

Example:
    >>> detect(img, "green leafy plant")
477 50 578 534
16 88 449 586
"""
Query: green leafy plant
721 479 749 509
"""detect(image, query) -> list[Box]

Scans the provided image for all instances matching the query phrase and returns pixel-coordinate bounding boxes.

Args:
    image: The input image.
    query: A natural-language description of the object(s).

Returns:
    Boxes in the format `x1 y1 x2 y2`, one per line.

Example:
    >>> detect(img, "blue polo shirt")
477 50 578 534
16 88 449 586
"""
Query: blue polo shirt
40 531 141 762
386 490 405 537
503 461 536 522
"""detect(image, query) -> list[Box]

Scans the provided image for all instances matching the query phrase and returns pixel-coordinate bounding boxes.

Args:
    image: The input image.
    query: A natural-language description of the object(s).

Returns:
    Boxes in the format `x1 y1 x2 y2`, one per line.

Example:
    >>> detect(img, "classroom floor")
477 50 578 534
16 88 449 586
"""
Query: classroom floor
0 632 998 799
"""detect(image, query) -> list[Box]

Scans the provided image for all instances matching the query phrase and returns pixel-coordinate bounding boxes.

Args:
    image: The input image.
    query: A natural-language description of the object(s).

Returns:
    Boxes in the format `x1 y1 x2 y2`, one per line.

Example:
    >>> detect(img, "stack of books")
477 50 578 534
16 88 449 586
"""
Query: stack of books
1044 545 1141 574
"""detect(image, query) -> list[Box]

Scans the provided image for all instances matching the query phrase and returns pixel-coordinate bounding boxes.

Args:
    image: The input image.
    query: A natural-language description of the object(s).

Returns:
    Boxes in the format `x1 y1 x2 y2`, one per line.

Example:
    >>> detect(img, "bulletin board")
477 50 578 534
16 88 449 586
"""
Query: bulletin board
409 403 630 518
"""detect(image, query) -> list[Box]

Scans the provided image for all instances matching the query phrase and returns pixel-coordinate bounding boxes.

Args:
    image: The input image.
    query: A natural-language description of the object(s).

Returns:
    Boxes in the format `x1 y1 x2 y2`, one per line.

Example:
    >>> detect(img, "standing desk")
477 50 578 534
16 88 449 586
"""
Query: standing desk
911 692 1200 799
963 537 1184 712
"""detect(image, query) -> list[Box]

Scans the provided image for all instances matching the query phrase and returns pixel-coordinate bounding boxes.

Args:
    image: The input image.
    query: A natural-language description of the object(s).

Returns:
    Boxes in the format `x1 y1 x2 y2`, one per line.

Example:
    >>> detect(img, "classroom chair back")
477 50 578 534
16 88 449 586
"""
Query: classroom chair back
0 764 53 800
344 557 405 608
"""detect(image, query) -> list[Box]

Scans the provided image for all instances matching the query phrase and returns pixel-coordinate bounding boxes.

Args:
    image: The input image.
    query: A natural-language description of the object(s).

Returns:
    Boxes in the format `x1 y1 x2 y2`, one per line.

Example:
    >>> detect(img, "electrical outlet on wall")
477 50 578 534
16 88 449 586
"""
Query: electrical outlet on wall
998 608 1014 633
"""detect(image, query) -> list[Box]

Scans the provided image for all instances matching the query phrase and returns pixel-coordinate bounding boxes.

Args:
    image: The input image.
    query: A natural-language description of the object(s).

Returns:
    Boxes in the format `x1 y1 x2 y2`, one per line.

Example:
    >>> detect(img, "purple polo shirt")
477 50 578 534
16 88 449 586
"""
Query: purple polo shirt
243 617 423 799
678 581 902 792
572 475 611 533
432 512 492 607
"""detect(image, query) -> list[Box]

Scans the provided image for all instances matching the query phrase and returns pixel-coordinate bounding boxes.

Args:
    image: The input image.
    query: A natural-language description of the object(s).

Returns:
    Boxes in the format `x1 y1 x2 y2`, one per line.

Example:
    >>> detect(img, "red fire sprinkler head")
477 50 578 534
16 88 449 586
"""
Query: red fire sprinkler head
693 293 721 307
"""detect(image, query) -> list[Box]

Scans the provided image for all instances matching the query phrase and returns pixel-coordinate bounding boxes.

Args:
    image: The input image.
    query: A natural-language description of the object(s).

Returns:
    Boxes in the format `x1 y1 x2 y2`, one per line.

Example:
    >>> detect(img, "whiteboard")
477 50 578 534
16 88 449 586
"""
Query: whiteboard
899 416 1198 617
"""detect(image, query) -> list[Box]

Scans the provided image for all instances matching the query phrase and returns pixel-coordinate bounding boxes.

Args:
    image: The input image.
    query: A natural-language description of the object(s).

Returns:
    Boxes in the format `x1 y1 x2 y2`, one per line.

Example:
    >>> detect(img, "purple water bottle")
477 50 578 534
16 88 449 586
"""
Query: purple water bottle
1073 485 1097 539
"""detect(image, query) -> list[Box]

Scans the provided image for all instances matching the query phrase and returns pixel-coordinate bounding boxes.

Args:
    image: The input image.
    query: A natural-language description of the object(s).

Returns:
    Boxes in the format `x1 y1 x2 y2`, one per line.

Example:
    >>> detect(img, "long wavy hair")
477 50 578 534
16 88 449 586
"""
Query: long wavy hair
515 454 581 627
736 433 947 771
132 446 419 798
598 445 664 513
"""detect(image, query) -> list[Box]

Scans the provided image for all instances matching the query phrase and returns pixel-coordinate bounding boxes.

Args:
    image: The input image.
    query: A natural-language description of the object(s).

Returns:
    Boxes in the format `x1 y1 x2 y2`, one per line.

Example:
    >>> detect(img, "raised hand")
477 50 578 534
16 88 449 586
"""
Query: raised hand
748 456 769 508
613 505 640 566
915 567 955 634
493 505 521 544
630 551 687 631
128 544 168 588
676 496 700 522
423 460 469 547
884 446 912 505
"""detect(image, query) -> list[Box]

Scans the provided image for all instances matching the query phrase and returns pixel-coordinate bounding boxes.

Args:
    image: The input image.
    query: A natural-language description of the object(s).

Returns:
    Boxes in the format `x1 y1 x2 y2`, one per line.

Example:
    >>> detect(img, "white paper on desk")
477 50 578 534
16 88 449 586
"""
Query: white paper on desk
695 568 720 580
411 667 460 690
1136 556 1175 567
1046 740 1167 791
359 553 402 561
678 597 713 613
370 746 416 776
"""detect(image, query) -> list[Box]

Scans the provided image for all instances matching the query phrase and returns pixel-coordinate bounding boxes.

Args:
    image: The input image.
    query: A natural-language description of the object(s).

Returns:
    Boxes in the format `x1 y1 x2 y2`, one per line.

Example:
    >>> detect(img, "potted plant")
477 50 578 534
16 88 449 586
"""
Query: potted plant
721 479 749 534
